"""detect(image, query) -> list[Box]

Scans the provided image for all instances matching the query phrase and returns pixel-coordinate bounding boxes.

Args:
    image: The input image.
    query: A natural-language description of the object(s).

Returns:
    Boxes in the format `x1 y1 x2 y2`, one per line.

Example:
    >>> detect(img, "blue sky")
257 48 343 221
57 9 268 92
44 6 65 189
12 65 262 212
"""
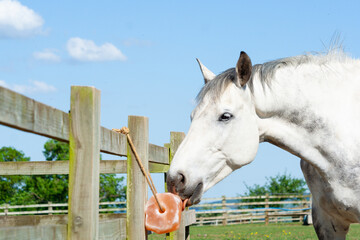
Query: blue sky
1 0 360 198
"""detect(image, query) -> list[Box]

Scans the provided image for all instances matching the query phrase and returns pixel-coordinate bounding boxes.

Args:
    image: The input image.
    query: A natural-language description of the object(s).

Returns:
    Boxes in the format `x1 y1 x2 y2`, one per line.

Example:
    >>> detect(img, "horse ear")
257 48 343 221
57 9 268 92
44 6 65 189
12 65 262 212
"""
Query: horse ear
196 58 216 84
235 51 252 87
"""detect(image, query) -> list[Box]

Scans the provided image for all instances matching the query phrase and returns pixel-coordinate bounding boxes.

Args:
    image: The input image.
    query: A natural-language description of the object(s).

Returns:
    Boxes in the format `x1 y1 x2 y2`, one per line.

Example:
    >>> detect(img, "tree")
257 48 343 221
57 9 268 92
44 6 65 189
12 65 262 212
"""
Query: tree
245 172 308 196
100 174 126 202
241 172 308 208
43 140 69 161
266 173 307 196
20 139 70 204
0 147 30 205
40 139 126 203
0 140 126 206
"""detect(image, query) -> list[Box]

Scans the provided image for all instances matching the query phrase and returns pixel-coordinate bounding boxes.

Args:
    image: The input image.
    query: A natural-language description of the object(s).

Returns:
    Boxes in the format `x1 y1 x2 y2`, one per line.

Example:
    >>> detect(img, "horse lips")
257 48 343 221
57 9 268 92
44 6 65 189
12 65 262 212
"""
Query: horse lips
145 193 188 234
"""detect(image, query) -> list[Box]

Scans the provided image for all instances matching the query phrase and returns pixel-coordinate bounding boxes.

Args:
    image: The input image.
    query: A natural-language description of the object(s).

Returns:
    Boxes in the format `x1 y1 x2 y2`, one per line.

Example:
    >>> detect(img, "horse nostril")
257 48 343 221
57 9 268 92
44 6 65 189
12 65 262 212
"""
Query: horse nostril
166 171 187 194
179 172 186 185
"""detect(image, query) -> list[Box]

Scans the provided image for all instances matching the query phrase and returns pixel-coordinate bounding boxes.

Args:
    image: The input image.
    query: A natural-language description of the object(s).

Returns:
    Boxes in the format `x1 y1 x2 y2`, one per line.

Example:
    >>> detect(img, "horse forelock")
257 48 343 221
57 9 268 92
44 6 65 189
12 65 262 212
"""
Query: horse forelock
196 68 236 104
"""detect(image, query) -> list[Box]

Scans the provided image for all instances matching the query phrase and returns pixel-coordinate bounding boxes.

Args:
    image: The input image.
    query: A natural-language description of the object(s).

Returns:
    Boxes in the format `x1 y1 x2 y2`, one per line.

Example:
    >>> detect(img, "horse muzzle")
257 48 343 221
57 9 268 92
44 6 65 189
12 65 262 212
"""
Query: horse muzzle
166 171 203 206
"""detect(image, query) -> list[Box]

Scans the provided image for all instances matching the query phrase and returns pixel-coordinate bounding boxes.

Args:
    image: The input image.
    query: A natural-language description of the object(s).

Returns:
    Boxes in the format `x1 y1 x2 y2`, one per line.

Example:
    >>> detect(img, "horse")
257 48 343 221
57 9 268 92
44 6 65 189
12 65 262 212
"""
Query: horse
166 50 360 239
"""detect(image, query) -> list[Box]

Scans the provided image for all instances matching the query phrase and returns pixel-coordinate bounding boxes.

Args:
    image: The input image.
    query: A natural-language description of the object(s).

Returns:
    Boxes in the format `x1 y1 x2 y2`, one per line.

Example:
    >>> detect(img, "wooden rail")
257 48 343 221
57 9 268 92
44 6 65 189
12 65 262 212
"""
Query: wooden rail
0 202 126 216
0 86 126 156
191 194 312 226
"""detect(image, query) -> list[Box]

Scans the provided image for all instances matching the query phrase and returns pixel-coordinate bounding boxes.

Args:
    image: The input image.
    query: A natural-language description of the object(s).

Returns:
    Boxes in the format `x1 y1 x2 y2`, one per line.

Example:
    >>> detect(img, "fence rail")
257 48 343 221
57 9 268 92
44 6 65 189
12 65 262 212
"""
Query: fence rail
0 202 126 216
191 194 312 226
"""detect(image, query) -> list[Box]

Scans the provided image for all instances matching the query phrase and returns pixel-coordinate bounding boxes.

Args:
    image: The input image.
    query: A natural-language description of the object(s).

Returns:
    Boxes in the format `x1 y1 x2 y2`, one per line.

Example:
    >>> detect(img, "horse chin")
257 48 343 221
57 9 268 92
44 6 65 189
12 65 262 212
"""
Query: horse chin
185 182 204 206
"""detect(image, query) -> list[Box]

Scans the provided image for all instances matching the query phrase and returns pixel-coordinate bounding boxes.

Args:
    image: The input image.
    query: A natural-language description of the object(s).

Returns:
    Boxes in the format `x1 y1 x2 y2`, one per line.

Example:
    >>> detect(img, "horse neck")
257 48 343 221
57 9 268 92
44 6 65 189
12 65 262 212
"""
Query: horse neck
249 62 357 174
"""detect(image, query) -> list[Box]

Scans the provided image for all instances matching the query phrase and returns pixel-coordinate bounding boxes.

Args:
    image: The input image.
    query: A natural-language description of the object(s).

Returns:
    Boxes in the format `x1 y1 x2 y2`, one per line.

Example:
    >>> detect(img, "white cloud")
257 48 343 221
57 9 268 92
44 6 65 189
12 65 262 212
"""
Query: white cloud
33 49 61 62
0 80 56 94
67 37 127 62
0 0 44 38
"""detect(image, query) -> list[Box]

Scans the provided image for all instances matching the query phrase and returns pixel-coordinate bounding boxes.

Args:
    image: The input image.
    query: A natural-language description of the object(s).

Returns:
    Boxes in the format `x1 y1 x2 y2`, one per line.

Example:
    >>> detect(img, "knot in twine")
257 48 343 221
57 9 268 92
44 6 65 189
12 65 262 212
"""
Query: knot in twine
112 126 164 212
112 127 130 135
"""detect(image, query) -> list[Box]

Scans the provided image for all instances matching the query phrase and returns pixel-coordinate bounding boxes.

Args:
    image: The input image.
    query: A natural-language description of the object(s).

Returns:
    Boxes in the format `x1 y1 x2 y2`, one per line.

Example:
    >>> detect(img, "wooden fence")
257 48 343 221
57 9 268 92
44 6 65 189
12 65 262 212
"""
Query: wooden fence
191 194 312 226
1 193 313 229
0 85 195 240
0 202 126 216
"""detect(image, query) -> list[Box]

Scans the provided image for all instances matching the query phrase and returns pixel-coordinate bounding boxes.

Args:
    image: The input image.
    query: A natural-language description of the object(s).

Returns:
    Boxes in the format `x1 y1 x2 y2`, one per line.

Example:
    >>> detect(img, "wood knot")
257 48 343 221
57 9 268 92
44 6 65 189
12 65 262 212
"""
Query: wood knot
74 216 83 226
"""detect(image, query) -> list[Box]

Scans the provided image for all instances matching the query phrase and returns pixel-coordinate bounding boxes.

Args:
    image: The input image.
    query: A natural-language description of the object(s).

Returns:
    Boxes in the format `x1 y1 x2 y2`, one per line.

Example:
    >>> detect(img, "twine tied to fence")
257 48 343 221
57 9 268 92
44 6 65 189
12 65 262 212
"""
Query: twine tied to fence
112 127 165 213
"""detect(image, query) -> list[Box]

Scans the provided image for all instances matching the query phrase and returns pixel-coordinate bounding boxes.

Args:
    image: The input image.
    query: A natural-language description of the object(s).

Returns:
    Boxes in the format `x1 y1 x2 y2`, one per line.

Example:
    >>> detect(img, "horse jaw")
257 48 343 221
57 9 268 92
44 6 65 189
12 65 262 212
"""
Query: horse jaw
203 164 234 192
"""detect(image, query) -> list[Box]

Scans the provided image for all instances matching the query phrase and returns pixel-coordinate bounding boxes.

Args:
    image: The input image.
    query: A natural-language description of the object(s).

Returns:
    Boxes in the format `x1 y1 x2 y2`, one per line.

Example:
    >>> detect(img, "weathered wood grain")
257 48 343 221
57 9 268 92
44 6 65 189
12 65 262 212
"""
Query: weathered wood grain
0 214 126 240
99 160 127 174
0 224 66 240
149 143 169 164
0 214 125 227
0 159 170 175
182 210 197 227
0 161 69 175
148 162 170 173
0 86 69 141
100 127 127 156
99 218 126 240
170 132 185 160
167 132 189 240
126 116 148 240
68 86 101 240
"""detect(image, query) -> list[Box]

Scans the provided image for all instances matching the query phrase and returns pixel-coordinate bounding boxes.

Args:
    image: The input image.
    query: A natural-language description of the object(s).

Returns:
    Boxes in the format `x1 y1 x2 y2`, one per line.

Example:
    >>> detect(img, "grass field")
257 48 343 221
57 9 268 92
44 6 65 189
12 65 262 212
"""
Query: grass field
148 223 360 240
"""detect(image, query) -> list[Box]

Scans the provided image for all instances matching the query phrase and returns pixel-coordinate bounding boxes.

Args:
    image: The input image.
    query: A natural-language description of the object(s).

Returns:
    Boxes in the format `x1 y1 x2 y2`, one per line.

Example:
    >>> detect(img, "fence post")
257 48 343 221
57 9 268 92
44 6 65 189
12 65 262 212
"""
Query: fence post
48 202 53 215
126 116 149 240
307 194 313 224
166 132 186 240
222 196 227 226
4 204 8 216
68 86 101 240
265 193 269 226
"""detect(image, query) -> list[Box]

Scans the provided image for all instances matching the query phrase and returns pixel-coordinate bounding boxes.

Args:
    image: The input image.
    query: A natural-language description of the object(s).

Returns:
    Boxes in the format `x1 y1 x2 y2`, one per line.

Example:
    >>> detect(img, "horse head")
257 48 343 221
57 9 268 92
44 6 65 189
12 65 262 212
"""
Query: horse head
167 52 260 205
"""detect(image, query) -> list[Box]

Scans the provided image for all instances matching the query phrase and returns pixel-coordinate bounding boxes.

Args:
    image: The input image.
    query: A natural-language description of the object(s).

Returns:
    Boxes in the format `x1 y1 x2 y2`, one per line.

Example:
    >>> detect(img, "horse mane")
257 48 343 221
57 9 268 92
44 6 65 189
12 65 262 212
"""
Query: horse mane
196 68 235 103
196 49 352 102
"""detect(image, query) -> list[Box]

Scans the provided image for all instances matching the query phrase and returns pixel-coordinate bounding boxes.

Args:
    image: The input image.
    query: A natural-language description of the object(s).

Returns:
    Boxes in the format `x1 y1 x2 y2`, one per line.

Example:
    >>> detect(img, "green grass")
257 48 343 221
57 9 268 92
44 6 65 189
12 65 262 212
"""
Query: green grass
148 223 360 240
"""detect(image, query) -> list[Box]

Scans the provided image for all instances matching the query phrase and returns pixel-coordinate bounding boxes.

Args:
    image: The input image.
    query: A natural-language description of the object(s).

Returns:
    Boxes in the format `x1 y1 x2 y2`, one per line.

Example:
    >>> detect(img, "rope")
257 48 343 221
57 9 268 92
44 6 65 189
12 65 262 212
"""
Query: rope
112 127 164 213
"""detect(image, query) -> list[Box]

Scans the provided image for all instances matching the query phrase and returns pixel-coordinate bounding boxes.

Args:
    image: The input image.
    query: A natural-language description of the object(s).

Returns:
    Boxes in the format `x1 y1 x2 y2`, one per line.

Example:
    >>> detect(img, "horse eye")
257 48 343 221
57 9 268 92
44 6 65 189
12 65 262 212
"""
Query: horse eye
218 112 233 122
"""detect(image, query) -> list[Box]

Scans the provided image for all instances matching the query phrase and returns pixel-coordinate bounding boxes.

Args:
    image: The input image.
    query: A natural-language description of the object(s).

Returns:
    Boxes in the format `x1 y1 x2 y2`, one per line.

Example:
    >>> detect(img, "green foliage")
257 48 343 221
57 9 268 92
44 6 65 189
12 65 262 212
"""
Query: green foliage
100 174 126 202
0 147 30 162
0 140 126 207
40 139 126 203
23 175 69 204
244 184 267 197
266 173 307 196
0 147 30 204
244 172 308 196
43 139 69 161
241 172 308 209
24 139 70 204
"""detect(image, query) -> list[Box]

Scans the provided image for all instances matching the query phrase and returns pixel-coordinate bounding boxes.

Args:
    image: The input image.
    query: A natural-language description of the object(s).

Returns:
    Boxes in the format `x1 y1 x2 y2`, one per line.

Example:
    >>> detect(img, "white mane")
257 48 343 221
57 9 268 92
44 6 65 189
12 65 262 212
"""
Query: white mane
249 49 356 91
197 49 357 101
